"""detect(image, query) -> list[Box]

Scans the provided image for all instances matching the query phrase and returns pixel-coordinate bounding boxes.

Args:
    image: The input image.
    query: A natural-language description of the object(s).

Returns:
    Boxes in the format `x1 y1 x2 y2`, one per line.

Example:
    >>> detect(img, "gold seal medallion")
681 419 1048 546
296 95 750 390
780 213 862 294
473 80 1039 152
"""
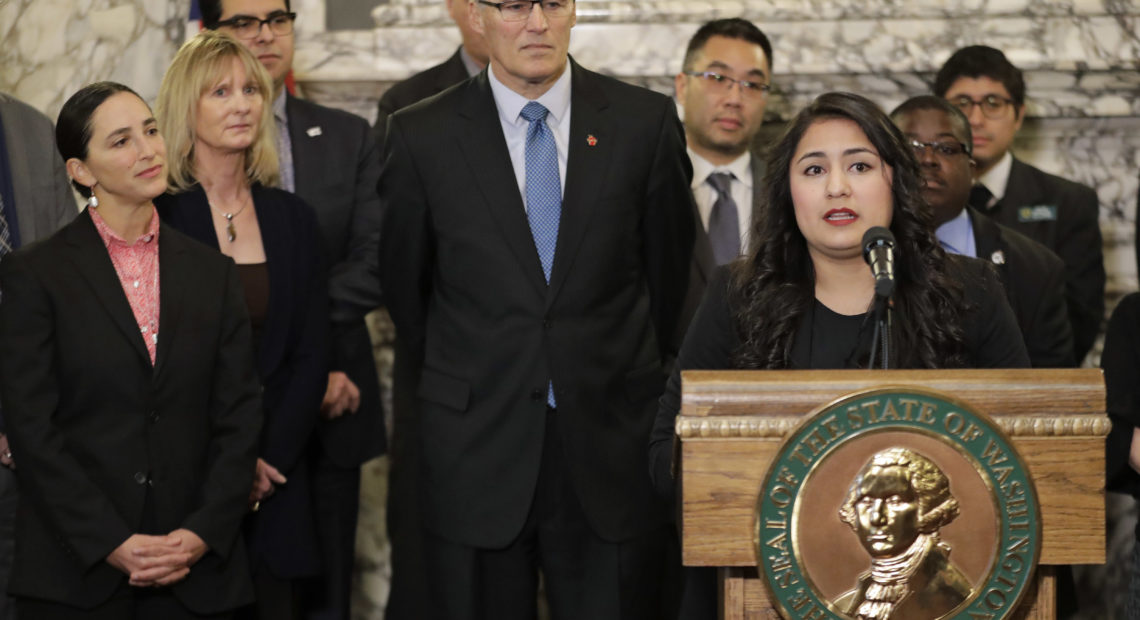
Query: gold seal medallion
754 387 1041 619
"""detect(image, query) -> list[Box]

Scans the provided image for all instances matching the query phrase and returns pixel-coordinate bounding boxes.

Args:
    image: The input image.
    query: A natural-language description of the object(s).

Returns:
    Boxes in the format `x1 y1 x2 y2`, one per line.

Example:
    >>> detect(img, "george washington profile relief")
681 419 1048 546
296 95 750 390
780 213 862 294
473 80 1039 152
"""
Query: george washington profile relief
834 448 974 620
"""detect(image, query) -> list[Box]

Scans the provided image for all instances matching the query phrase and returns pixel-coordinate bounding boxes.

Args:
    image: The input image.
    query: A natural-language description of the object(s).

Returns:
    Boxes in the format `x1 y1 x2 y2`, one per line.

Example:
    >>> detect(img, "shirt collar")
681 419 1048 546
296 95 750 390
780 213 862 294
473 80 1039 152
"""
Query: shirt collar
977 150 1013 201
487 59 572 128
459 46 483 78
89 206 161 248
934 207 973 257
273 90 288 124
687 148 753 191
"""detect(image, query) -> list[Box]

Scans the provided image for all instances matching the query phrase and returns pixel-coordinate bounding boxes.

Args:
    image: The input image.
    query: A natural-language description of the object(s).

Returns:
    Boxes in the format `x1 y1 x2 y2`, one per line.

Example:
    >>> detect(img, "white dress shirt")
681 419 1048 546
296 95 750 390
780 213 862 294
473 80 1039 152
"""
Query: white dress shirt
687 148 754 253
487 61 572 206
977 150 1014 205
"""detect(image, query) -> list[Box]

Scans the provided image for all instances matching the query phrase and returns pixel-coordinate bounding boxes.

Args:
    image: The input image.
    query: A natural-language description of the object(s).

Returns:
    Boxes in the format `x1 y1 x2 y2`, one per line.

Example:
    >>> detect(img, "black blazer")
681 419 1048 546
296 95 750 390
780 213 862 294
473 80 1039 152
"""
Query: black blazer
649 258 1030 504
980 157 1104 363
0 210 261 613
968 206 1073 368
156 185 329 578
286 95 386 466
373 47 470 144
379 61 696 547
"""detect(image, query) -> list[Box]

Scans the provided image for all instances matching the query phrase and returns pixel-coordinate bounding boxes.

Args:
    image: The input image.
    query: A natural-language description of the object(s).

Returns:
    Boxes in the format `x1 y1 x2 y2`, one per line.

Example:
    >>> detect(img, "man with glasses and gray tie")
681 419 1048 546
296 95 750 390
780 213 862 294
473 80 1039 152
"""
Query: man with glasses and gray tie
673 19 772 336
379 0 695 617
0 91 77 620
934 45 1104 366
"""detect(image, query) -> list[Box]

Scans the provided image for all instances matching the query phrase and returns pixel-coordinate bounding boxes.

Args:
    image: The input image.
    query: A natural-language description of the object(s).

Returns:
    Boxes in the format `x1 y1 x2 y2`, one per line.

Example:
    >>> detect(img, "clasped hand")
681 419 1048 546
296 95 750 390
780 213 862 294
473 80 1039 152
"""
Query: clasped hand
106 528 207 587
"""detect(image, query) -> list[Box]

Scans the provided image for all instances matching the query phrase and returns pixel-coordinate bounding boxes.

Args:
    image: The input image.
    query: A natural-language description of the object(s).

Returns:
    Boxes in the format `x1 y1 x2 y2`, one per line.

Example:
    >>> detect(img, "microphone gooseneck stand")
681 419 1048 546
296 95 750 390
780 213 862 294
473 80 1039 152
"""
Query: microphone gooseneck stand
867 294 892 370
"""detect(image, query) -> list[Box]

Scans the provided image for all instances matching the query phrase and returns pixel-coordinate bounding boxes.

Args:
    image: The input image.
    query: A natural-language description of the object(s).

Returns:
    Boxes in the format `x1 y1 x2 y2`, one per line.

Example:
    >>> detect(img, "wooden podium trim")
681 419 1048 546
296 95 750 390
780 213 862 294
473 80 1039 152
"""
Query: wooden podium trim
677 414 1111 438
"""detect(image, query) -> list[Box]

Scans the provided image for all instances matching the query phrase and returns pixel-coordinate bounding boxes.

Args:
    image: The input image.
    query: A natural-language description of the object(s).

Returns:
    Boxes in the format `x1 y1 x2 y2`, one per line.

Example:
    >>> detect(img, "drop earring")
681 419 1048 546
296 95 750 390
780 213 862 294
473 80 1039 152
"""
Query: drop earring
86 184 98 209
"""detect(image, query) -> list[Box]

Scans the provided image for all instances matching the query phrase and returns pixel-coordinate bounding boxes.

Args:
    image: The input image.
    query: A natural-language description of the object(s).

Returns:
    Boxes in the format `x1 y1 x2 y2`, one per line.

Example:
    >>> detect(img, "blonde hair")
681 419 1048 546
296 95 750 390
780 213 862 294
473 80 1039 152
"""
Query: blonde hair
156 30 279 192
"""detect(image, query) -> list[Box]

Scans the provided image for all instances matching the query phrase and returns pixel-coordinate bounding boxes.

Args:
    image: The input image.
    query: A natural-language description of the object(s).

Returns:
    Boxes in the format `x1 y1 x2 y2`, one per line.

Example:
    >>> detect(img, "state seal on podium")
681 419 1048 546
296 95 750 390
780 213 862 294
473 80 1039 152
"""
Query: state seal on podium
754 387 1041 620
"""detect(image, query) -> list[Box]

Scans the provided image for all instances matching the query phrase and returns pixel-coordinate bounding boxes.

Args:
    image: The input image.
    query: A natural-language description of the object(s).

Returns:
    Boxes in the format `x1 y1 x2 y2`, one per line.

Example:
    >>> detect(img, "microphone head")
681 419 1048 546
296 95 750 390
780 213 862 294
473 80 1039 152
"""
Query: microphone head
862 226 896 265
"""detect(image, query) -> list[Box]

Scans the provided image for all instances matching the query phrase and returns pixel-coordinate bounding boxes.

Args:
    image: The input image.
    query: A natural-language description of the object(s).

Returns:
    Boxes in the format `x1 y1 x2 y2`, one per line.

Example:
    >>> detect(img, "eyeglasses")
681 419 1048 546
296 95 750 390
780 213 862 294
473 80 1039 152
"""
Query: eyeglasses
684 71 770 97
909 139 970 158
216 11 297 39
477 0 573 21
948 94 1016 120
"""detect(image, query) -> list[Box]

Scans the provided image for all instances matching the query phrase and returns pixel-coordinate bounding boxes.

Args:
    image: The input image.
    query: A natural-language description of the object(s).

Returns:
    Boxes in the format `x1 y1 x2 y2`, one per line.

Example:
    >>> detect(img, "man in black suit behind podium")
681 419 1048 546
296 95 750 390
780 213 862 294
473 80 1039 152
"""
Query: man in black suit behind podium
934 46 1103 365
373 0 488 143
378 0 695 617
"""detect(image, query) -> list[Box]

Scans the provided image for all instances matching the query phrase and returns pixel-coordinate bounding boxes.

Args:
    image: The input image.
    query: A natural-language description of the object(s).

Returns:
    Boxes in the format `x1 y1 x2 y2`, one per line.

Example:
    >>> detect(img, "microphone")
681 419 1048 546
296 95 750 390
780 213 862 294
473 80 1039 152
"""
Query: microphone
862 227 897 298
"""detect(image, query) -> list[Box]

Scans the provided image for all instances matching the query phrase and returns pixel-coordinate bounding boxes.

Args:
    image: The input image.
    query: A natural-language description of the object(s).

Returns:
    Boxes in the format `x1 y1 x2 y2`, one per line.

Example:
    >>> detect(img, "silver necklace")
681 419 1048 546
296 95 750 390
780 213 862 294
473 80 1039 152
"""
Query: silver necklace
208 195 251 243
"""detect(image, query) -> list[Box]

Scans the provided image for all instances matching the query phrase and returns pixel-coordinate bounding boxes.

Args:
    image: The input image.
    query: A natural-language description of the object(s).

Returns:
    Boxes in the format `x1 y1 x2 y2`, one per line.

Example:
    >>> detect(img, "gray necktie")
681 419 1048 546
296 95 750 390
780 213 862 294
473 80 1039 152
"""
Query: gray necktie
706 172 740 265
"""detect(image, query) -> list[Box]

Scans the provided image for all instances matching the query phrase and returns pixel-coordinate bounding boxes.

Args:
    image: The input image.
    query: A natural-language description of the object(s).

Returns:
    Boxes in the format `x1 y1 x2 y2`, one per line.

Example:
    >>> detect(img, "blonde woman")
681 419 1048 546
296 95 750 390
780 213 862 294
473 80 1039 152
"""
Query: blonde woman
154 32 328 619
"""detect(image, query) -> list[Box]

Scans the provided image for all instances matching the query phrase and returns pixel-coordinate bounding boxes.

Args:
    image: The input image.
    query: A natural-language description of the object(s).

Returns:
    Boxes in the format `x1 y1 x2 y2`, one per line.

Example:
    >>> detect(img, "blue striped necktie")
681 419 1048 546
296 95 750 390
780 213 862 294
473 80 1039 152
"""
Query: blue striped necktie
520 101 561 407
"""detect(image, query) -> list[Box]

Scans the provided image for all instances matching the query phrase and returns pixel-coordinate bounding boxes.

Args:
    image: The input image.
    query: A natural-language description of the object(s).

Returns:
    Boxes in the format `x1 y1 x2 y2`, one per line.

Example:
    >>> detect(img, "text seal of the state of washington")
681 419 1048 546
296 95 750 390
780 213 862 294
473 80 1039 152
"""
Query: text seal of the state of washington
754 387 1041 620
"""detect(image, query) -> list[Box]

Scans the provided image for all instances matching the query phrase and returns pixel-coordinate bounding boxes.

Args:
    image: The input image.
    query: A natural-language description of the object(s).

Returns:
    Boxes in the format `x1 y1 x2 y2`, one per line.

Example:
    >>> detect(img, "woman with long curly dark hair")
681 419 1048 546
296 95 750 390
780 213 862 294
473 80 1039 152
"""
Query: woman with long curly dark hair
649 90 1028 619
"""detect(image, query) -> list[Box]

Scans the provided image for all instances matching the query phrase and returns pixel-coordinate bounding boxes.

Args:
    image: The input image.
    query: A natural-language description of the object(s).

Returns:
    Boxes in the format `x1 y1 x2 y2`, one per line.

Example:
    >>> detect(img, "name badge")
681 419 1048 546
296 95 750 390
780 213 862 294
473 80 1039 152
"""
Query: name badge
1017 205 1057 222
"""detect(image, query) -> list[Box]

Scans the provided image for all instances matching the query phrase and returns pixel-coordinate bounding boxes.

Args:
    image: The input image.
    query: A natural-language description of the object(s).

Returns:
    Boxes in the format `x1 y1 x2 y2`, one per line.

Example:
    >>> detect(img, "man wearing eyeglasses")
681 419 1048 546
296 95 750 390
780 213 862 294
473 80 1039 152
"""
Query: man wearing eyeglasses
200 2 386 619
934 45 1103 366
379 0 695 618
891 95 1073 369
673 18 771 341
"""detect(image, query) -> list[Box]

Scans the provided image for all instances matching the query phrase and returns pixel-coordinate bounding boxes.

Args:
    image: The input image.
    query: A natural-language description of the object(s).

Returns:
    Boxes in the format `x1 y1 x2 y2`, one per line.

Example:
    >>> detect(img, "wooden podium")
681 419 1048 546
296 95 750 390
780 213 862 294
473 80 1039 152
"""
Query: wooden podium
676 369 1107 619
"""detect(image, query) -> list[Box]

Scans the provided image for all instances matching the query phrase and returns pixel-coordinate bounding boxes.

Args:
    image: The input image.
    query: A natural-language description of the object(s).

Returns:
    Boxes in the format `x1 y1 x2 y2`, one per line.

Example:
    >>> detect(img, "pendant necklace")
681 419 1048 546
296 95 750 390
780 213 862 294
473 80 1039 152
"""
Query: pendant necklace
208 195 250 243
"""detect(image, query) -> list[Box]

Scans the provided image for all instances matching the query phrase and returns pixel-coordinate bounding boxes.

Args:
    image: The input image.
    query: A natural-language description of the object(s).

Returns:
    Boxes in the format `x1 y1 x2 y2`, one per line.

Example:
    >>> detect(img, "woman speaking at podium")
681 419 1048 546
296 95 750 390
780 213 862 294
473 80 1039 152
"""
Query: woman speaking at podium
650 90 1028 508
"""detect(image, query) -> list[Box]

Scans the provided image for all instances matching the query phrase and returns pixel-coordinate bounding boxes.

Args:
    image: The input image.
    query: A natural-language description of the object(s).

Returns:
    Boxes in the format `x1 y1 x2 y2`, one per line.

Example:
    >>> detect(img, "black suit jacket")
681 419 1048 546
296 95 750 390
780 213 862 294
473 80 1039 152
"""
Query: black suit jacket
373 47 470 144
980 157 1104 362
0 211 261 612
156 185 329 577
678 154 766 340
968 206 1073 368
286 95 386 466
379 61 695 547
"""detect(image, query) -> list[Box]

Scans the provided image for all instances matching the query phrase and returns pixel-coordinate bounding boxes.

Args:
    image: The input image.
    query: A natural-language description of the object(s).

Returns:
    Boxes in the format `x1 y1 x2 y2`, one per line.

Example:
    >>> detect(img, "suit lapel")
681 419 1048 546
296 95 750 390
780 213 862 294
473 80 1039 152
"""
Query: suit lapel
456 74 548 296
153 223 188 377
996 157 1039 210
63 211 151 366
968 206 1010 279
286 96 318 198
547 61 613 305
749 153 766 233
251 185 291 377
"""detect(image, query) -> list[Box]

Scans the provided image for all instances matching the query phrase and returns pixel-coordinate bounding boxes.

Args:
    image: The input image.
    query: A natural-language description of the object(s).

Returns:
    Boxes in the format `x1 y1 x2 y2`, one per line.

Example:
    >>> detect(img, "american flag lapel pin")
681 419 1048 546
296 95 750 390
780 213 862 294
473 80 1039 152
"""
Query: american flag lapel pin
586 134 598 147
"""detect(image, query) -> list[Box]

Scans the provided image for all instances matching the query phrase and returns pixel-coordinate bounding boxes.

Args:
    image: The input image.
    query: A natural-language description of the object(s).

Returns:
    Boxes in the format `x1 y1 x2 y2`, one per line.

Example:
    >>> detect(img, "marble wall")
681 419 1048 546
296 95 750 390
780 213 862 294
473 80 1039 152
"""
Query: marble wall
0 0 191 118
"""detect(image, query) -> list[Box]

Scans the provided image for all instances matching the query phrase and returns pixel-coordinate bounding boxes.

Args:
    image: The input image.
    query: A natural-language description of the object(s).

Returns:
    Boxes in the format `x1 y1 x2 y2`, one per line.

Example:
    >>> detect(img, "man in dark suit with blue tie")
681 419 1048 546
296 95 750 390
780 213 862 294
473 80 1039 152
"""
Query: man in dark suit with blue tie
379 1 695 617
201 1 385 617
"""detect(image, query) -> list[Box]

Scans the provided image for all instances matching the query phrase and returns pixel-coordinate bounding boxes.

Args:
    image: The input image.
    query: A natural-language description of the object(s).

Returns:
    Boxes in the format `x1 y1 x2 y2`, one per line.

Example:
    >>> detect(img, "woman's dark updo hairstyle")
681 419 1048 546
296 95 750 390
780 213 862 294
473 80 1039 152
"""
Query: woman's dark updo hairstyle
729 91 969 369
56 81 142 198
